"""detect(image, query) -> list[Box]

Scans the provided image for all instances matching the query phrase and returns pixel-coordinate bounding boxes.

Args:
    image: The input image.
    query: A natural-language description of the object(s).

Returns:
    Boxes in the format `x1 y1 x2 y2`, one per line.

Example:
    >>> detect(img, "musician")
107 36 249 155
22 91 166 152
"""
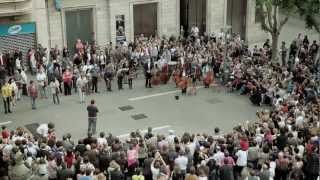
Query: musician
203 63 213 88
144 59 153 88
179 76 188 95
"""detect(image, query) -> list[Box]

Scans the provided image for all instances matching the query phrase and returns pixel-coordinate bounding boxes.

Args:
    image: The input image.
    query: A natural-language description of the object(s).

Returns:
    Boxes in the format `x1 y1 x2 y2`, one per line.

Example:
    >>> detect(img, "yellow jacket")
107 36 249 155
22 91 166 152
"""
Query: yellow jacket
1 84 12 98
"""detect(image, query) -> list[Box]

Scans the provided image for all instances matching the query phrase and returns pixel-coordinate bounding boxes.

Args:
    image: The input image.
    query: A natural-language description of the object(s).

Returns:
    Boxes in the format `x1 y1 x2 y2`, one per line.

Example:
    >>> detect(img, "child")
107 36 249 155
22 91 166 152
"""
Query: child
128 68 135 89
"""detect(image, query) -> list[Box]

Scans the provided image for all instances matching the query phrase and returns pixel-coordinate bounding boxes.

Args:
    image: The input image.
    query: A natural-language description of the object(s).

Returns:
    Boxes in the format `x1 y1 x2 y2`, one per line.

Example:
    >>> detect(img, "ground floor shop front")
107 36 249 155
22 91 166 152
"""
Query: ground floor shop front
0 0 265 52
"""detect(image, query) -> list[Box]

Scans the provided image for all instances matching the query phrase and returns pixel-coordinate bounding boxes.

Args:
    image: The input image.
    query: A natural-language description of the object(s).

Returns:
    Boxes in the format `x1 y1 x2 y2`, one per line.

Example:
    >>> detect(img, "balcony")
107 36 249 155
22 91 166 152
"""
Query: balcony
0 0 32 17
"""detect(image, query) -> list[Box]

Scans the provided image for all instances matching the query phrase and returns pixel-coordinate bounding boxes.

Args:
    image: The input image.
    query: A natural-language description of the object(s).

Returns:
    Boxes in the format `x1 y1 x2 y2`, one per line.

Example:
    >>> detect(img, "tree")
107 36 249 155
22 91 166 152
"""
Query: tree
296 0 320 63
296 0 320 34
256 0 296 62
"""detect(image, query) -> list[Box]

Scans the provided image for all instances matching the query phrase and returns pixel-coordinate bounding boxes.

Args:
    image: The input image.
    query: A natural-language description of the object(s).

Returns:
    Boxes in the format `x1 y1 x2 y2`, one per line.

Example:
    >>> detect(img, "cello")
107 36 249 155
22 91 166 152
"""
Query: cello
203 69 213 88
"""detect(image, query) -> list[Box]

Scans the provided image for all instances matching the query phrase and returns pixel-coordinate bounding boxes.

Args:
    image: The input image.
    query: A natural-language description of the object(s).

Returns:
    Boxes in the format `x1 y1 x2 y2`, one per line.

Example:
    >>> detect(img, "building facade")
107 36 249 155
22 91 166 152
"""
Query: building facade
0 0 266 53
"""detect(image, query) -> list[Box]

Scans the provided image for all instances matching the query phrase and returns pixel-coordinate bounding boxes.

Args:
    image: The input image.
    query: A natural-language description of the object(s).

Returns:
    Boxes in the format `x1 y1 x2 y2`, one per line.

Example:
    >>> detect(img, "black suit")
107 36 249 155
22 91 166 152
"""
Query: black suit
144 62 153 88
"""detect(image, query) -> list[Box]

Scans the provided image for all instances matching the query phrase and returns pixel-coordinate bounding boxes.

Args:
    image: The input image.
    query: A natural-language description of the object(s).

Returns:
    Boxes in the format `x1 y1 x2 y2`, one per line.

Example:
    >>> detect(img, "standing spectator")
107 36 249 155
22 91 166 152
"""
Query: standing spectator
104 63 113 91
77 74 87 104
29 48 37 75
20 69 28 96
27 80 38 110
36 67 48 98
305 146 320 180
49 77 60 104
128 68 135 89
62 68 73 95
280 41 288 66
116 68 124 90
87 99 99 134
91 64 99 93
0 65 6 87
1 80 12 114
144 60 153 88
235 147 248 179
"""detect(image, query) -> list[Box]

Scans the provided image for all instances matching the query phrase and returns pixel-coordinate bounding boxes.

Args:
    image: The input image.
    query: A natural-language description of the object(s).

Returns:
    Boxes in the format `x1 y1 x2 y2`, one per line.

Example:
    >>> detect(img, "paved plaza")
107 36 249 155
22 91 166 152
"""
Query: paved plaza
0 76 261 139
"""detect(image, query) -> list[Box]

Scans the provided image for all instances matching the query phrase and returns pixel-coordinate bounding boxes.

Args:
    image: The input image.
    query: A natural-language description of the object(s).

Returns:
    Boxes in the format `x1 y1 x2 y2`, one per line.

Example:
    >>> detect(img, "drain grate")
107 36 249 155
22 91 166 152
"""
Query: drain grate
131 114 148 120
119 105 134 111
206 98 222 104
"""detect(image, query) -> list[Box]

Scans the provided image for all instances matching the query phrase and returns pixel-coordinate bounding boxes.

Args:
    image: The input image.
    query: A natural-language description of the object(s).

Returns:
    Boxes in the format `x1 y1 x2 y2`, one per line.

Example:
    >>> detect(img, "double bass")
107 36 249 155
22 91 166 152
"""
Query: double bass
160 63 169 84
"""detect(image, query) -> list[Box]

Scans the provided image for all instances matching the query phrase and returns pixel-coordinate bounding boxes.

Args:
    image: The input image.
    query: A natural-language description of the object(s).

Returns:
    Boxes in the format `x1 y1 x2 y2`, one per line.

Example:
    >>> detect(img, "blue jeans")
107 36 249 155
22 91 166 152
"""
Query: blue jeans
88 118 97 134
31 97 36 109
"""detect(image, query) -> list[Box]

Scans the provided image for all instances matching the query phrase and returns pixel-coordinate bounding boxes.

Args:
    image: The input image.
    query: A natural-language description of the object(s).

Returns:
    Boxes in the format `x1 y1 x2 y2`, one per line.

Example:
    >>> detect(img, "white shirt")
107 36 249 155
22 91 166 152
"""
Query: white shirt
97 137 108 147
21 71 28 84
235 150 248 167
295 115 304 126
16 59 21 69
77 77 87 89
212 151 225 166
37 124 49 137
186 142 196 156
37 72 47 86
151 165 160 180
174 155 188 171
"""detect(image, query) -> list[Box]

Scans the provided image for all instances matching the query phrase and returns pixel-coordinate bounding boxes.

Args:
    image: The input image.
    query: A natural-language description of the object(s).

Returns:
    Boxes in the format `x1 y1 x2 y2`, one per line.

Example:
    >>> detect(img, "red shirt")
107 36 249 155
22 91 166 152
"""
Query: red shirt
63 71 73 83
240 139 249 151
65 153 75 169
1 129 10 139
28 84 38 98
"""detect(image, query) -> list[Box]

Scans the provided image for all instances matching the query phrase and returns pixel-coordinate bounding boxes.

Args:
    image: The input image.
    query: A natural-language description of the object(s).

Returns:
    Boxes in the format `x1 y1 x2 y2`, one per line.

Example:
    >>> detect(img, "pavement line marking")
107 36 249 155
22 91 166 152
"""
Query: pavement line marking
128 86 204 101
117 125 171 138
0 121 12 126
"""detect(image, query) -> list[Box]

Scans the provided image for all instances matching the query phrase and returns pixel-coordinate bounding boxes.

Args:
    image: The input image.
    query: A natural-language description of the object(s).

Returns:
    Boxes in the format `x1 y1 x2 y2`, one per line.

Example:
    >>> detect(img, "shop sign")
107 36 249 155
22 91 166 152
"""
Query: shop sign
0 22 36 37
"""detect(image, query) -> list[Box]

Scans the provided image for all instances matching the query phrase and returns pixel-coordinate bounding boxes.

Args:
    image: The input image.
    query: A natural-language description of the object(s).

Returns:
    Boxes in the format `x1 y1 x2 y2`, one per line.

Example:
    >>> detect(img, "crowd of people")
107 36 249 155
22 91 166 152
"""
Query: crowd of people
0 29 320 180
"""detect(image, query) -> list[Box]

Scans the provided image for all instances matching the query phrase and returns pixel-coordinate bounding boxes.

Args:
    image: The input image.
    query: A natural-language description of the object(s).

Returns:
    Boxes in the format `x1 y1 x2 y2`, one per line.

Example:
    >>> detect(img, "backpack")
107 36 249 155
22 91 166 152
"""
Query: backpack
209 169 220 180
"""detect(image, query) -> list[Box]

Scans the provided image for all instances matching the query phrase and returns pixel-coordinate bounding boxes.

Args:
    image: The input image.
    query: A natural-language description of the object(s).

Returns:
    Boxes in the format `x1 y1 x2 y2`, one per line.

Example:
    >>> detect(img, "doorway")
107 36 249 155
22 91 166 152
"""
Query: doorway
65 8 94 54
180 0 206 36
227 0 247 40
133 3 157 38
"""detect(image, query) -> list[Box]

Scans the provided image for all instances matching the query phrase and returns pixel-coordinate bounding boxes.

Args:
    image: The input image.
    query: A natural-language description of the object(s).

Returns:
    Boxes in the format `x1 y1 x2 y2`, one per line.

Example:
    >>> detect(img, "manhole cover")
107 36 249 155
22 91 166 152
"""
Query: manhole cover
25 123 40 138
131 114 148 120
119 105 134 111
206 98 222 104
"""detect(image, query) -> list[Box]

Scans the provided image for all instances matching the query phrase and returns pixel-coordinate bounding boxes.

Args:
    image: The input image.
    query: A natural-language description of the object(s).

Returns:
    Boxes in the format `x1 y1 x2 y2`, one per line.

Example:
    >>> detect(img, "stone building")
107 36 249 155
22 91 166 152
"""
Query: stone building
0 0 265 54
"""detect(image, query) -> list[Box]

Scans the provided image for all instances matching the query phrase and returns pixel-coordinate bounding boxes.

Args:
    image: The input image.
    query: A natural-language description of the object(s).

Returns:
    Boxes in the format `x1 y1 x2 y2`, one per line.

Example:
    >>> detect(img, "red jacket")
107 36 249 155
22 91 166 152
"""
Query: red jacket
63 71 73 84
28 84 38 98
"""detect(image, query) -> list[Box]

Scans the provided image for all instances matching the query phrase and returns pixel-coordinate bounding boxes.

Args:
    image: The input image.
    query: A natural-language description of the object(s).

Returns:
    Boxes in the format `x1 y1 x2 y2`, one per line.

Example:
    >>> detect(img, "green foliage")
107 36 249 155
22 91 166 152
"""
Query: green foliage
256 0 295 32
296 0 320 33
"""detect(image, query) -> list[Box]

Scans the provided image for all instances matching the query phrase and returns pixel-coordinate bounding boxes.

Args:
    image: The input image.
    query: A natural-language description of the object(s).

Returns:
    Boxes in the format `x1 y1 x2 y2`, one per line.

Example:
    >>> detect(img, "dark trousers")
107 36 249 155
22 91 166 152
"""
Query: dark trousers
128 78 133 89
7 65 14 76
145 73 152 88
275 169 288 180
117 76 123 90
64 82 71 95
72 77 78 93
105 78 112 91
234 166 244 180
53 94 60 104
92 76 98 93
88 119 97 134
3 97 11 113
22 84 28 96
306 172 318 180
